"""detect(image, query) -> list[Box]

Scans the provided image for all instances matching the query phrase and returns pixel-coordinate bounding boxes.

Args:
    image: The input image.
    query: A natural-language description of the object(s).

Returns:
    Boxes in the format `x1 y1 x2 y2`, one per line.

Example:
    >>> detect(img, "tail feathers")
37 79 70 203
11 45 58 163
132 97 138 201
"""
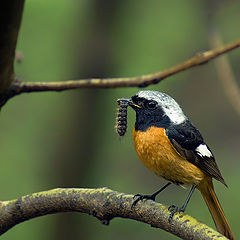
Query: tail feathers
198 179 234 240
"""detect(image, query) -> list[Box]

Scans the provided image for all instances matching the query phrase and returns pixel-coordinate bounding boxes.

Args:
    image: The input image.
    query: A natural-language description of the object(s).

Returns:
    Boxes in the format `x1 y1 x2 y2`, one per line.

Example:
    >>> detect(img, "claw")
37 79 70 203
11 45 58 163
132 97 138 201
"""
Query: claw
131 194 156 208
133 194 141 199
168 205 185 222
131 183 172 208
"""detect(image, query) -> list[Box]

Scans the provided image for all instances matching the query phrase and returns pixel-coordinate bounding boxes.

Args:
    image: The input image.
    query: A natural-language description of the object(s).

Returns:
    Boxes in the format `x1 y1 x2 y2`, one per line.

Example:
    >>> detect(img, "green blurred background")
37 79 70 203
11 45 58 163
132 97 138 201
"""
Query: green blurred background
1 0 240 239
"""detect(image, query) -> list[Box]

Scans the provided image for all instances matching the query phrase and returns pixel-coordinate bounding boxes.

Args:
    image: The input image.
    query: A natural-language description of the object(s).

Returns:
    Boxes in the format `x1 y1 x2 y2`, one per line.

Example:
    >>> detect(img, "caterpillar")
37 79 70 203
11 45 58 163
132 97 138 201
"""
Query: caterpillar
115 99 129 136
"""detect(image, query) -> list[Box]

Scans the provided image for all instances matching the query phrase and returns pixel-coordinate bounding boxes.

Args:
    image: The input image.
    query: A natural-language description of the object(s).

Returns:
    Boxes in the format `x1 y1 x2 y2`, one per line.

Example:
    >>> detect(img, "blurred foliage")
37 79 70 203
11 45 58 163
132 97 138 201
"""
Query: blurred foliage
0 0 239 239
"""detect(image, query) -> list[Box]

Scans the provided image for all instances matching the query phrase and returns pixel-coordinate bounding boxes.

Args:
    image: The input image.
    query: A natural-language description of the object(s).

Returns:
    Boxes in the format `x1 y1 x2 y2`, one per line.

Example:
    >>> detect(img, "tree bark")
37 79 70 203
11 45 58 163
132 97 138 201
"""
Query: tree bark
0 187 228 240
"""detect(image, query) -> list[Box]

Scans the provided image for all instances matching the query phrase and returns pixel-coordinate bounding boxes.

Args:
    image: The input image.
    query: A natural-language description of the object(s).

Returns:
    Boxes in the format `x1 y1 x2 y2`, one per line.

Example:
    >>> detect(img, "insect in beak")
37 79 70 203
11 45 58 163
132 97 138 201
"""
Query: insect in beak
116 98 129 136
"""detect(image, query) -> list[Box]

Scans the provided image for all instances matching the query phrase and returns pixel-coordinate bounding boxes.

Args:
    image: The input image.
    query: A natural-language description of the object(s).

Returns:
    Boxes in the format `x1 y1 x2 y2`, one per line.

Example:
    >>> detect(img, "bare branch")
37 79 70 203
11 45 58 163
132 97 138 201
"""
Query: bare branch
0 187 227 240
12 38 240 94
0 38 239 109
209 31 240 116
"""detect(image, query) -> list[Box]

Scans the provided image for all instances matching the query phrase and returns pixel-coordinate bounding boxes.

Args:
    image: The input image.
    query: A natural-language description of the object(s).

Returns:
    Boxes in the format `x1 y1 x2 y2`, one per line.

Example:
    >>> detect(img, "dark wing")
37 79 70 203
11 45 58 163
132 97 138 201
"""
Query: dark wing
166 120 227 186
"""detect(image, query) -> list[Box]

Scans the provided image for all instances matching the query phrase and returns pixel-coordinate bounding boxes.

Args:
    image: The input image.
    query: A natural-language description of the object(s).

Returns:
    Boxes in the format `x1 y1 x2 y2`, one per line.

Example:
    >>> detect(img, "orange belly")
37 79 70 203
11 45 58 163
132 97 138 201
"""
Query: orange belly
132 126 205 185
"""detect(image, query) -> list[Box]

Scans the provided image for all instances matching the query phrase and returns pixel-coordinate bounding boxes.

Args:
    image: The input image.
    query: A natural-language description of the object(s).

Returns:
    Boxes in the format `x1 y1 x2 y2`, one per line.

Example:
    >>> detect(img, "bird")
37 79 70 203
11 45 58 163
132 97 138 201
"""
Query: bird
125 90 234 240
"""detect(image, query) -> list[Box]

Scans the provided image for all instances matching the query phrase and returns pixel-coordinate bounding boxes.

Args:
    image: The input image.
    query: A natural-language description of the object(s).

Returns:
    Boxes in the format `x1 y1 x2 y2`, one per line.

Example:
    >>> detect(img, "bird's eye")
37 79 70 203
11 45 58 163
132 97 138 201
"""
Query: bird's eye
146 101 157 110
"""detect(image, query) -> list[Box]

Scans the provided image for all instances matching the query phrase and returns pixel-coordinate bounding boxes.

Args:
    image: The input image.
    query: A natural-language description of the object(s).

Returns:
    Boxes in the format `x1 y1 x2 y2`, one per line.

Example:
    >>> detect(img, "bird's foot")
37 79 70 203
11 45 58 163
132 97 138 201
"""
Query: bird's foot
131 193 156 208
168 205 185 222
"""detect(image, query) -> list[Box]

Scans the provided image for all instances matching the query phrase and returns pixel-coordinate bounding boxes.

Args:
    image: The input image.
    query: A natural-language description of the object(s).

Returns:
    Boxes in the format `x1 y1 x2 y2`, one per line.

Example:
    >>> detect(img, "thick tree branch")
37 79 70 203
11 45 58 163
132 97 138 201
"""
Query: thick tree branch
0 0 25 93
0 187 227 239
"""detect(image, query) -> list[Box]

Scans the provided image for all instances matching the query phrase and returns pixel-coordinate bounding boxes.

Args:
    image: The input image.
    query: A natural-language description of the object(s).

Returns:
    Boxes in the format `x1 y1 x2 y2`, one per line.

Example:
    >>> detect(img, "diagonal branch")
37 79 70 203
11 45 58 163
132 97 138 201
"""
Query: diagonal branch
0 187 227 240
12 38 240 93
0 38 239 109
209 31 240 116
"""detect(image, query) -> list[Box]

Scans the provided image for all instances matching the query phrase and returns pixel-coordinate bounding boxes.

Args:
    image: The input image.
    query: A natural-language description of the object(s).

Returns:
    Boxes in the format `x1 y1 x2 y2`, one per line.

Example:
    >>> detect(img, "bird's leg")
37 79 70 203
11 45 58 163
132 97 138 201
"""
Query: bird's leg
168 184 196 222
132 182 171 208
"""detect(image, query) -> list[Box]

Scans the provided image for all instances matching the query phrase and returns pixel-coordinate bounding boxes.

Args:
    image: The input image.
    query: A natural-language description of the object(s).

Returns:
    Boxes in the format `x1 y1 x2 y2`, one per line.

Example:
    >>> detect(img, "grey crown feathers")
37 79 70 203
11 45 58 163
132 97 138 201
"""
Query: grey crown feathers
136 90 187 125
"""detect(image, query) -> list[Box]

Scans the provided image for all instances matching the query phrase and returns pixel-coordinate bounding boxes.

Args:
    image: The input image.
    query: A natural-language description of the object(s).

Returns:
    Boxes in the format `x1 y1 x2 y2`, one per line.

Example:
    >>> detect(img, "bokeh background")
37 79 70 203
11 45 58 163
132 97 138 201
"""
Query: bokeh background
1 0 240 239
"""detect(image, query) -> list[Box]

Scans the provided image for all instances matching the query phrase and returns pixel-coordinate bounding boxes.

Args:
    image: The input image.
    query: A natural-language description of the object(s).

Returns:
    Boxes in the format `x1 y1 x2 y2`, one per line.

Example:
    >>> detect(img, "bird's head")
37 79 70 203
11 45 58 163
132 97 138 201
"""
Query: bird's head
127 90 187 130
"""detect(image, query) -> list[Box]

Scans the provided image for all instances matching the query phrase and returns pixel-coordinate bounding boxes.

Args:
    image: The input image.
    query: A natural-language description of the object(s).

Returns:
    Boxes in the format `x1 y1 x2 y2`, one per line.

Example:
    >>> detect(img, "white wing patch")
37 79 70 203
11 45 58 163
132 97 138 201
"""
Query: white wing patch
195 144 212 158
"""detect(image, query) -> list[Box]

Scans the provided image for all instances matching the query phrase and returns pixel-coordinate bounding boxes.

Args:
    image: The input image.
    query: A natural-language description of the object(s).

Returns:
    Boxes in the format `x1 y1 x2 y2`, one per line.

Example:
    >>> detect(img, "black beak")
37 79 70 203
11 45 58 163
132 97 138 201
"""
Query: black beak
128 99 142 109
117 98 142 109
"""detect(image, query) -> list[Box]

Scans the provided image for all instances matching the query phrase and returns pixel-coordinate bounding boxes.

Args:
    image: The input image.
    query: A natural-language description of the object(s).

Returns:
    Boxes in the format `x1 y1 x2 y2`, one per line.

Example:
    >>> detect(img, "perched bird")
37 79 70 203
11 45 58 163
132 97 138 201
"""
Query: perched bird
125 90 234 240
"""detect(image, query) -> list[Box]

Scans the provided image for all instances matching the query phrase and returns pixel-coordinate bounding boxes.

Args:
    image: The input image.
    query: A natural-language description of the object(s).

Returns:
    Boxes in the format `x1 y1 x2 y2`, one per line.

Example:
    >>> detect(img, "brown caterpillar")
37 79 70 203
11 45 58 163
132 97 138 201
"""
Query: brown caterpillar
115 98 129 136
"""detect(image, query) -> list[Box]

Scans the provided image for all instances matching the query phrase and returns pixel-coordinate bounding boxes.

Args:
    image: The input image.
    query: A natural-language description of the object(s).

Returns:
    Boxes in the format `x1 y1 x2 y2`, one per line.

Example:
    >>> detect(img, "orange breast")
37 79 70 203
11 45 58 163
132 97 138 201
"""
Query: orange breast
132 126 205 185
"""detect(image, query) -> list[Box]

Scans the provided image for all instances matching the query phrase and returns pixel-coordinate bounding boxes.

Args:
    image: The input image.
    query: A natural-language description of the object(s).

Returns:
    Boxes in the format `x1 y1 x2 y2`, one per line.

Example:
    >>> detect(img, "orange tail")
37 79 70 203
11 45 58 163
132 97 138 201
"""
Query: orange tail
198 178 234 240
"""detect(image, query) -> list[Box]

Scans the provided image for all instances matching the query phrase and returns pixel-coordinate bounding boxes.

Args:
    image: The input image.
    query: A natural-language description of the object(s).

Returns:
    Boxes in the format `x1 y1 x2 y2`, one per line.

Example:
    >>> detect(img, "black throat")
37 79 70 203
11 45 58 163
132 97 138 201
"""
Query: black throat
134 110 171 131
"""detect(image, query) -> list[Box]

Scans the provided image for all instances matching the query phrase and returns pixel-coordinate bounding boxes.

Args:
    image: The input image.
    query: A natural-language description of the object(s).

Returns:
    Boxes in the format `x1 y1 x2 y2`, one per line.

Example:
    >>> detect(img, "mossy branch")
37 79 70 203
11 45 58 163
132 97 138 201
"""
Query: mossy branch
0 187 227 240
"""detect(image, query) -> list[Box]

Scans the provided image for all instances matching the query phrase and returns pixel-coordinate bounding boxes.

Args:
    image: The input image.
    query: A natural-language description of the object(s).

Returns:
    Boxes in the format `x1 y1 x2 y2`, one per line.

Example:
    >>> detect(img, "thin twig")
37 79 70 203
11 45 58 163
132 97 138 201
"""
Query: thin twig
12 38 240 93
0 187 227 240
208 32 240 116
